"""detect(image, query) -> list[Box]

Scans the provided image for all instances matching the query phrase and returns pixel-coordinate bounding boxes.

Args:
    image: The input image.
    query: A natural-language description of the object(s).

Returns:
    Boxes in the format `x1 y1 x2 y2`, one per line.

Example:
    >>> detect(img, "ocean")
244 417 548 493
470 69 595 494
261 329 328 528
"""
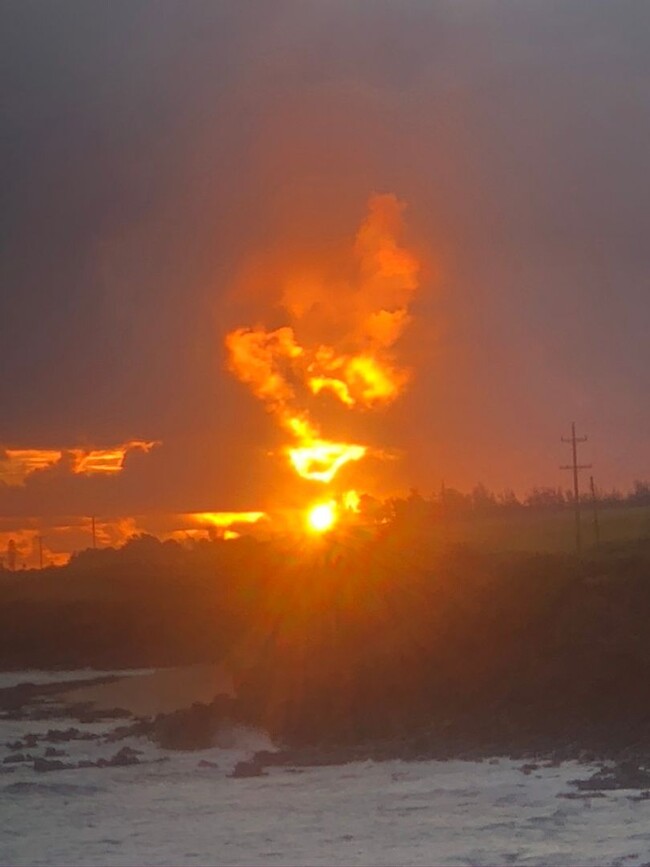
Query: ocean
1 671 648 867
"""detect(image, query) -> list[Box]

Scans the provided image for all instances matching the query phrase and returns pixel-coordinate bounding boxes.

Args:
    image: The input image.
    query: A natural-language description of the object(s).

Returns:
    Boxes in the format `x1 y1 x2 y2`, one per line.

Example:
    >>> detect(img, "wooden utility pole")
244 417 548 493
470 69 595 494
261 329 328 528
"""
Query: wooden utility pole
7 539 16 572
560 422 591 554
440 480 450 547
590 475 601 548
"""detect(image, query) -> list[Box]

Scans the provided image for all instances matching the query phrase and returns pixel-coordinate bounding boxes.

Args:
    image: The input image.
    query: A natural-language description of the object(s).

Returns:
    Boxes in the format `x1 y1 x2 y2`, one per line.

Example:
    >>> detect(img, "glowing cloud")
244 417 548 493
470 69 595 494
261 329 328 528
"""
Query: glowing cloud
191 511 267 528
0 440 160 486
225 194 420 485
0 450 62 486
70 440 159 475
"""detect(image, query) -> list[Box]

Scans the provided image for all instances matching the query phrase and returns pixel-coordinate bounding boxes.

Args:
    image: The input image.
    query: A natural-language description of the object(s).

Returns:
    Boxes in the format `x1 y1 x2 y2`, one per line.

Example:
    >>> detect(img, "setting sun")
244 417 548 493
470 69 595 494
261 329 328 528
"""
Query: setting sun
307 502 337 533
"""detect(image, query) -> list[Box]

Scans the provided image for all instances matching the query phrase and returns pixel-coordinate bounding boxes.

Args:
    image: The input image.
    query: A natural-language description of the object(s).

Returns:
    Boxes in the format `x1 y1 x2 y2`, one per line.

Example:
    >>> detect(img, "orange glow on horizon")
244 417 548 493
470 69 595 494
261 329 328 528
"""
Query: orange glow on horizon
0 489 374 566
223 530 241 540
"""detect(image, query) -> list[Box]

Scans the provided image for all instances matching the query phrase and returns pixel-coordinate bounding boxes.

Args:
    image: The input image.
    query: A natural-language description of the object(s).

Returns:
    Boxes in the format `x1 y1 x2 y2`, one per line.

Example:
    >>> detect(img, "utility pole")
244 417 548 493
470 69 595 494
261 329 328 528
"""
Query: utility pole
590 475 601 548
7 540 16 572
440 480 449 546
91 515 97 549
560 422 591 554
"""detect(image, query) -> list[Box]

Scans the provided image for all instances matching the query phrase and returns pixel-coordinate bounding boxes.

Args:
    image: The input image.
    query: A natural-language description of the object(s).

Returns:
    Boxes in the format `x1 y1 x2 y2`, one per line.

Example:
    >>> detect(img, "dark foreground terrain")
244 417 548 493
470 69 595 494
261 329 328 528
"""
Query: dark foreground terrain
1 529 650 760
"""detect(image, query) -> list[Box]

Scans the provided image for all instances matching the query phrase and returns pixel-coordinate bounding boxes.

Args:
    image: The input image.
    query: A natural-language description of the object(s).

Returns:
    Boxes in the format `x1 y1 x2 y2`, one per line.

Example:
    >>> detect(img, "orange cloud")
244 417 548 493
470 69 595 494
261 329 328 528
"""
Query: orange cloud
190 511 267 527
70 440 159 475
0 450 62 486
225 194 420 486
0 440 159 486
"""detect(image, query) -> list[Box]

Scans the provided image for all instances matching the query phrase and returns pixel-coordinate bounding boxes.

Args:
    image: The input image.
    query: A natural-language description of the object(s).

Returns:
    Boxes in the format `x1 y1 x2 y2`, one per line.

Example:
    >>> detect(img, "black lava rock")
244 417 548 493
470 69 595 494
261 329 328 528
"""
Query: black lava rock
228 760 267 779
33 757 74 773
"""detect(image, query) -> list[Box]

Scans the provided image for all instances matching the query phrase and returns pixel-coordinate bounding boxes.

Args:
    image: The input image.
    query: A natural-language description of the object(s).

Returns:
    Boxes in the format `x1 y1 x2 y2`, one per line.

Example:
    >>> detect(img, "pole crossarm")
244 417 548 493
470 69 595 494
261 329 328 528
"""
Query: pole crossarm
560 464 592 471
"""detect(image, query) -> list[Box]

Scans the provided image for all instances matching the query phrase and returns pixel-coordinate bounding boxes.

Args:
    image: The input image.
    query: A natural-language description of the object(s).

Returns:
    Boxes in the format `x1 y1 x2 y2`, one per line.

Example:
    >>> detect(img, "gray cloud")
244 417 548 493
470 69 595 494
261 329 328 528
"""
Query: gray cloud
1 0 648 520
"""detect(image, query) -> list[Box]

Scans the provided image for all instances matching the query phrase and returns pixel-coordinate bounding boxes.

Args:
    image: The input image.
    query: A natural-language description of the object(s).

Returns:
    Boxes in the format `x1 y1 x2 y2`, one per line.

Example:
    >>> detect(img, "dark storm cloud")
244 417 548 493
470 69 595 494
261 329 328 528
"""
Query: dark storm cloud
1 0 649 520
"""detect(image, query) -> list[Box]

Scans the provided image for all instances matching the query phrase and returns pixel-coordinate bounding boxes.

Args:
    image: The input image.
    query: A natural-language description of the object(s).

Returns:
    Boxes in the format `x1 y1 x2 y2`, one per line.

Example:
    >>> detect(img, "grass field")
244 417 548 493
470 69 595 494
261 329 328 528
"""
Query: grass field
443 505 650 554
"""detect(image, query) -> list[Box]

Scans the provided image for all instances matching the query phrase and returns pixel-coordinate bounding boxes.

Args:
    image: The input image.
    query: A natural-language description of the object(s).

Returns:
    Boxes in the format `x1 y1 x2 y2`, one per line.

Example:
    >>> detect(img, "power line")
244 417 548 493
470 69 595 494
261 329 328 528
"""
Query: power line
560 422 591 554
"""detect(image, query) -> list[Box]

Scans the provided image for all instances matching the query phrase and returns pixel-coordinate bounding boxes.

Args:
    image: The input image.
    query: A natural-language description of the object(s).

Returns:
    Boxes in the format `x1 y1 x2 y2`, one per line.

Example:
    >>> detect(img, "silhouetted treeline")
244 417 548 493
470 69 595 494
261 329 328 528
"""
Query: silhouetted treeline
3 525 650 755
372 478 650 523
0 534 269 669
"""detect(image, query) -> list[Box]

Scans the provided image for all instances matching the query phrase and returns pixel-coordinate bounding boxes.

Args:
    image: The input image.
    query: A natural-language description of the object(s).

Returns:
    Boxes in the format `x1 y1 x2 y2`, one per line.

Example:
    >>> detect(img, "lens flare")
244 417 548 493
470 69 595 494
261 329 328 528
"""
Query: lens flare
307 502 337 533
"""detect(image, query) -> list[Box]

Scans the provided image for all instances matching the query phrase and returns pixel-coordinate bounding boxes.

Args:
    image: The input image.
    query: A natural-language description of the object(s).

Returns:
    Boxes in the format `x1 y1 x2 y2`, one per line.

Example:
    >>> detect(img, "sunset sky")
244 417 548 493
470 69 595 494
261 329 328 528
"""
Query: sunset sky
2 1 649 561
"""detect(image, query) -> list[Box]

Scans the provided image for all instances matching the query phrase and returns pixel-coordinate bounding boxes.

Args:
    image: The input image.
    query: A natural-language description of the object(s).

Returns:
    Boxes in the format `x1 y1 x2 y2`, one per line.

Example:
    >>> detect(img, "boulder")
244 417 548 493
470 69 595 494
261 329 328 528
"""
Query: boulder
43 727 99 743
44 747 66 758
3 752 31 764
629 790 650 802
77 707 132 724
44 727 80 743
33 757 74 773
105 717 154 743
148 694 237 751
108 746 140 767
252 749 289 768
573 761 650 792
558 791 607 800
228 760 267 779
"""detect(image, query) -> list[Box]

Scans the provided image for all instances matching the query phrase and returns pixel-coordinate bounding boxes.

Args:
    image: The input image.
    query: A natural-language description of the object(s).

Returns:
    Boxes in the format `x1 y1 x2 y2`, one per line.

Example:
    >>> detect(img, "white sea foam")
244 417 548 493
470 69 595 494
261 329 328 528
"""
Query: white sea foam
1 671 648 867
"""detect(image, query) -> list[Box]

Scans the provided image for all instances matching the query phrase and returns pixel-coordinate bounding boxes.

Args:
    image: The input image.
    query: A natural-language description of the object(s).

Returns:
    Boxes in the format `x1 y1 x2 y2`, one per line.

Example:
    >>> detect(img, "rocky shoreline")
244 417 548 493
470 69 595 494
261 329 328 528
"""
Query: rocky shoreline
4 675 650 799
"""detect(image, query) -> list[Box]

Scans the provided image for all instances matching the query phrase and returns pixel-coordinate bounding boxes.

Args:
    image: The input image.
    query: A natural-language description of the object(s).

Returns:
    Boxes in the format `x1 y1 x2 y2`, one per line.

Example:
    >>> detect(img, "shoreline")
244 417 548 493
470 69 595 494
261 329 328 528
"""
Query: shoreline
2 667 650 772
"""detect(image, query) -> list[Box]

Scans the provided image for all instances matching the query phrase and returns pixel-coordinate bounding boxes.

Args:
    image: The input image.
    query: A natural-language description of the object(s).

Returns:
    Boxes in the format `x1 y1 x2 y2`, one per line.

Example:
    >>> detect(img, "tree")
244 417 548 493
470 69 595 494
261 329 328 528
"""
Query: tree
629 481 650 507
471 483 497 512
524 487 566 509
497 489 521 510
